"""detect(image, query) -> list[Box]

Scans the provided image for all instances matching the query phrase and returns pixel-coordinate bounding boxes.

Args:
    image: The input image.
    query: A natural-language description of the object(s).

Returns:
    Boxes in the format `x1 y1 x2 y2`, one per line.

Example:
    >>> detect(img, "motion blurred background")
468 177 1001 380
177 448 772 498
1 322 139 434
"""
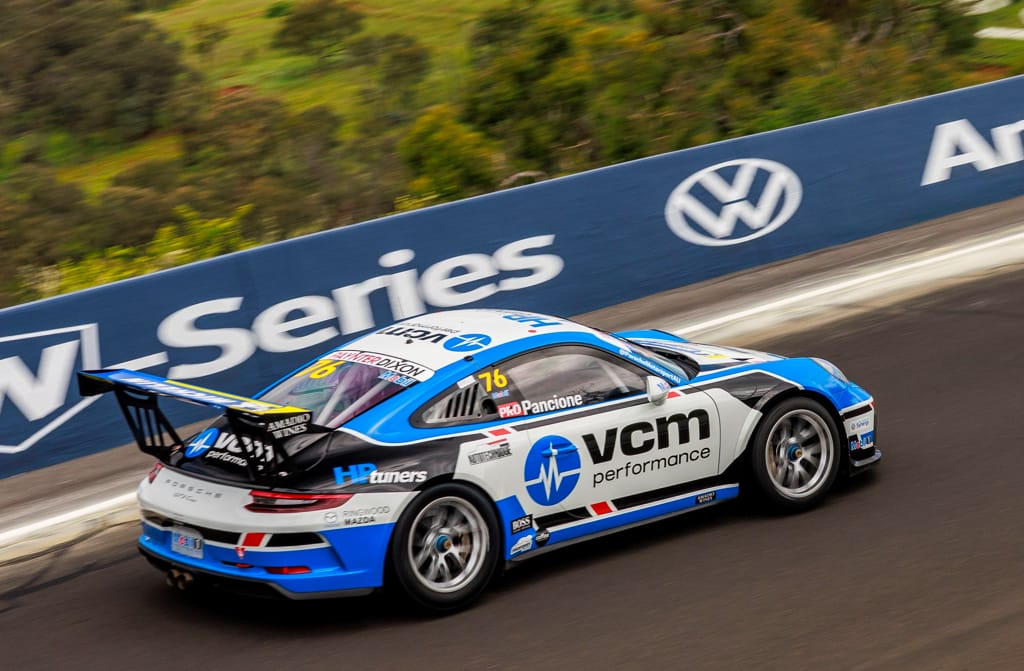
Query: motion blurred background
0 0 1015 308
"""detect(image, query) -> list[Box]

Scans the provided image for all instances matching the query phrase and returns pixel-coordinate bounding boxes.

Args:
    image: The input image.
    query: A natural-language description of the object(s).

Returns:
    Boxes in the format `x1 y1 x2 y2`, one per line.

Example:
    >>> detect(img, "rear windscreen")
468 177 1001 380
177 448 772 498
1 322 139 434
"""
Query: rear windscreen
259 359 417 428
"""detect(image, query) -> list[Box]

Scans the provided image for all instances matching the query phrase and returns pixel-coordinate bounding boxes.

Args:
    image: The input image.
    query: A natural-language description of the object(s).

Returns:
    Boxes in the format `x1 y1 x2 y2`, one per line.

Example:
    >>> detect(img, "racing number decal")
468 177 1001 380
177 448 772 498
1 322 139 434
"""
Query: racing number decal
477 368 508 393
306 360 345 379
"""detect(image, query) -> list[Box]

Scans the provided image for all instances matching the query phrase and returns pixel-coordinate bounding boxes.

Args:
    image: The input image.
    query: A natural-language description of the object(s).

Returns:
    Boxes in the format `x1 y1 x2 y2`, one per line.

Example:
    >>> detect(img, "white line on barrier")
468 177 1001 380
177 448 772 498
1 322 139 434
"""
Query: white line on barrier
672 228 1024 335
3 226 1023 555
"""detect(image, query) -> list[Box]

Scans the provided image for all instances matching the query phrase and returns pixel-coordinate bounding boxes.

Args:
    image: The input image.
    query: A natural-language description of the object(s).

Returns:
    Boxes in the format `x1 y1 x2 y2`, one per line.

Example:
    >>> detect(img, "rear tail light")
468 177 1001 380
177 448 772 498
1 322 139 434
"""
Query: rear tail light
246 490 352 513
148 462 164 483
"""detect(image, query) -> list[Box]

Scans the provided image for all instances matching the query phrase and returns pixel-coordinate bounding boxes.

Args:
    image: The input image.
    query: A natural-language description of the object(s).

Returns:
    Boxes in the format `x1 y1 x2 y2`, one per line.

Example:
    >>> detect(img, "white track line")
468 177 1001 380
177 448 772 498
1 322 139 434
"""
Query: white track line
3 227 1024 553
0 492 137 549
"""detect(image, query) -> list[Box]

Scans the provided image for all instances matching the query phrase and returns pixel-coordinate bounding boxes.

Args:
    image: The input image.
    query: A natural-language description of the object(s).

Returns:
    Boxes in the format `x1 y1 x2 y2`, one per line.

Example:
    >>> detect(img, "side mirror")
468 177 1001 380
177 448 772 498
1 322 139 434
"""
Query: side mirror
645 376 670 405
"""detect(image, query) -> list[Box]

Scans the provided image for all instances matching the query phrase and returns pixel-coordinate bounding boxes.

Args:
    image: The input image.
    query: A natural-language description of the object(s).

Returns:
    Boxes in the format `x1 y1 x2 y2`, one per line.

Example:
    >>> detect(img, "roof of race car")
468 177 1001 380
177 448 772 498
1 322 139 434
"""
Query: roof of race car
328 309 611 382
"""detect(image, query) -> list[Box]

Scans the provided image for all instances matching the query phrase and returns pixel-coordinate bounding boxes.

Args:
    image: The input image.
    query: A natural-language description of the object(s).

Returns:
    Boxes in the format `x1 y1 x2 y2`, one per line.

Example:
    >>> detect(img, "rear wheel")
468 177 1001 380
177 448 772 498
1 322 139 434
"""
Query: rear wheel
750 397 841 512
390 483 499 612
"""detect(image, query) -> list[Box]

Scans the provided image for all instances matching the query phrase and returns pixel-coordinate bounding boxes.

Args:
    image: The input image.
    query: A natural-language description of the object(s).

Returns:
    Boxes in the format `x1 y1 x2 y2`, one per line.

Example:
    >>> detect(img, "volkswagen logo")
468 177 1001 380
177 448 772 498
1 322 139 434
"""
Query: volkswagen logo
664 158 802 247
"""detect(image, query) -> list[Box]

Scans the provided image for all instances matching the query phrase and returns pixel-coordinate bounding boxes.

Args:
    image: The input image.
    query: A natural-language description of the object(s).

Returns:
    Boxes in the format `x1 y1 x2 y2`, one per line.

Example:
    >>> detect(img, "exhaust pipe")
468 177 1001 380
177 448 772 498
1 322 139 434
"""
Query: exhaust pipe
166 568 195 591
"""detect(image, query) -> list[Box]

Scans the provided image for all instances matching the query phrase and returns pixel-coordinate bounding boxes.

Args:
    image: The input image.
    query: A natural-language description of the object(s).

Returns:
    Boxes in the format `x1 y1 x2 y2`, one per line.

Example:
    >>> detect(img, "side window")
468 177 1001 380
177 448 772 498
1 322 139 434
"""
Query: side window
419 382 498 425
416 346 648 427
496 346 647 417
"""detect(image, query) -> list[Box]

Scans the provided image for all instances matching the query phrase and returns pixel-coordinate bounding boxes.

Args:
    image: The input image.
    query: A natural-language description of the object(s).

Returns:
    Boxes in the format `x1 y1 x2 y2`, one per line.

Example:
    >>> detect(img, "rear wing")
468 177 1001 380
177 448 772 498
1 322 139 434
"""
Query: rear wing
77 369 313 482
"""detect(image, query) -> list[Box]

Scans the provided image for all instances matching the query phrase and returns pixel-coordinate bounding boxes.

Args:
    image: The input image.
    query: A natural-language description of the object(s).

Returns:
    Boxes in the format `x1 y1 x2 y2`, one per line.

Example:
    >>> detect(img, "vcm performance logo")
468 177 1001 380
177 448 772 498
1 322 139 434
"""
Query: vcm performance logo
664 158 802 246
524 435 581 506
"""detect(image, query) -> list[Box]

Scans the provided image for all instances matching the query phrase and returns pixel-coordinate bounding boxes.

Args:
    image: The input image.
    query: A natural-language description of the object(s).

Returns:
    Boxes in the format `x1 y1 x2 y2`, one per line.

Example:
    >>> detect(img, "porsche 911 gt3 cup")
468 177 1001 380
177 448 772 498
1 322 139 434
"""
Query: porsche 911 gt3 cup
78 309 879 611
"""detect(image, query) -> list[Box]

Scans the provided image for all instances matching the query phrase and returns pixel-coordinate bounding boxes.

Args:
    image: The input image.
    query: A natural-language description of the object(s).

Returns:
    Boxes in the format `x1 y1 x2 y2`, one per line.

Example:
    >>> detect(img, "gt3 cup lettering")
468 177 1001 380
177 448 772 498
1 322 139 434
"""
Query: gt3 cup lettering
583 411 711 464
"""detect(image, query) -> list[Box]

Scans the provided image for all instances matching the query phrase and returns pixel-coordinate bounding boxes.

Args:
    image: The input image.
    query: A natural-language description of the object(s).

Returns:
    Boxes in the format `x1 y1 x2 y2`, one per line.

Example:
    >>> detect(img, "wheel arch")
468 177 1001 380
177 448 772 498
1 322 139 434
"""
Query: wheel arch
752 388 848 472
386 477 506 571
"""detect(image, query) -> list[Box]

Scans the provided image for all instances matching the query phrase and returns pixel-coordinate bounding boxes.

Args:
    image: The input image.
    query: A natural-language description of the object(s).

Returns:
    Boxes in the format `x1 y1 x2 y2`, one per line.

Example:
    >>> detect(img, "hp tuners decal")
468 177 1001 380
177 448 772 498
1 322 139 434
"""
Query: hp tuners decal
334 463 427 485
185 428 219 458
523 435 581 506
664 158 802 247
443 333 492 353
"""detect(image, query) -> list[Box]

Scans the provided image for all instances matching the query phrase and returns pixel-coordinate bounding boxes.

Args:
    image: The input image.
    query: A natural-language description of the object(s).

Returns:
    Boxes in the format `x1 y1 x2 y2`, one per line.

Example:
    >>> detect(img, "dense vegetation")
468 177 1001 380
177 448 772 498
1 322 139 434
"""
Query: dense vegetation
0 0 1009 307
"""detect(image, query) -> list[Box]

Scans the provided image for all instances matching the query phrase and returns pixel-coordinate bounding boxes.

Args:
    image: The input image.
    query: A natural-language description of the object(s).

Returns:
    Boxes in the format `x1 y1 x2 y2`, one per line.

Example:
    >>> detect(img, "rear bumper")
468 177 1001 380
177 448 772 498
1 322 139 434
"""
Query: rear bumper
138 520 394 599
138 545 374 599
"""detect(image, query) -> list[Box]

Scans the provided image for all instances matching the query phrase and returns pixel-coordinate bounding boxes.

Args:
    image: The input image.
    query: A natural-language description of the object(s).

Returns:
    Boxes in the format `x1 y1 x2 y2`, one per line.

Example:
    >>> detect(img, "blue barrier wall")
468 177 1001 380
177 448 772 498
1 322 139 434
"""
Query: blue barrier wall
3 75 1024 478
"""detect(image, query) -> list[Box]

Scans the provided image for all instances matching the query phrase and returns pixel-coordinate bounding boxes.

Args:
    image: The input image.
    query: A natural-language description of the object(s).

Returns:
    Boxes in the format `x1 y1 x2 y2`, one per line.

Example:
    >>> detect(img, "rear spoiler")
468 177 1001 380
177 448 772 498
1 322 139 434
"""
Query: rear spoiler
77 369 313 482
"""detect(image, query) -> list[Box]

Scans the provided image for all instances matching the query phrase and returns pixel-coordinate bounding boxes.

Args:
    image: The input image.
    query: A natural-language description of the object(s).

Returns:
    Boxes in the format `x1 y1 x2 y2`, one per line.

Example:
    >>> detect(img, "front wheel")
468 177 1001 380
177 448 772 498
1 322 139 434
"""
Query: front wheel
389 483 500 612
749 397 842 512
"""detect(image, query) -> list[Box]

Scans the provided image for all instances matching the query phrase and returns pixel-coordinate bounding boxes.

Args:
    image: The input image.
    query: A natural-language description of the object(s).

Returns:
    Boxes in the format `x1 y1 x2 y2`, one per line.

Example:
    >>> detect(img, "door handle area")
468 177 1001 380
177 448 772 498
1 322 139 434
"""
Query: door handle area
541 445 578 458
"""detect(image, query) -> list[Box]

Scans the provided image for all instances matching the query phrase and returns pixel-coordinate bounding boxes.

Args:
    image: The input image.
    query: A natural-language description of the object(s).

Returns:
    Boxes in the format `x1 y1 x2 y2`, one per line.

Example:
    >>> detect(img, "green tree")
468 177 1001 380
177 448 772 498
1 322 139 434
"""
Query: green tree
191 20 231 62
0 1 187 141
271 0 365 68
344 33 432 115
49 205 255 296
399 105 500 200
464 5 587 171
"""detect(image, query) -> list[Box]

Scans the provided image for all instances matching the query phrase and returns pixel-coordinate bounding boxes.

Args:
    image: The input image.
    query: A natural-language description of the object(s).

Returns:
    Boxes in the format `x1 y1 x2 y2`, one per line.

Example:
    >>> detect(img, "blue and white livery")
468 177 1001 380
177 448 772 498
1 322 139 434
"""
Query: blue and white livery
78 309 879 611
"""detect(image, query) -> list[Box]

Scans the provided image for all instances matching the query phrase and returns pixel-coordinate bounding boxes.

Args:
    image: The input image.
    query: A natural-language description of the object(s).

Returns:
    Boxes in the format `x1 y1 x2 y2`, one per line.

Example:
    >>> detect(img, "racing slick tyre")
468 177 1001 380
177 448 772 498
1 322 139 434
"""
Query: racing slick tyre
389 483 500 612
749 397 842 513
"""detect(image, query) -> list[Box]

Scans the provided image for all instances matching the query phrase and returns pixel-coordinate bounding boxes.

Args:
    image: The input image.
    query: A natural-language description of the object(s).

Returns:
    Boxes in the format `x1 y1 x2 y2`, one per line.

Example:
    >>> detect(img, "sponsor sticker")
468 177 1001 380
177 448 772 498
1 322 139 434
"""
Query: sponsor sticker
520 394 583 415
524 435 581 506
498 402 525 419
443 333 492 353
468 443 512 465
501 313 562 329
378 371 416 387
185 428 218 458
617 348 684 385
265 413 311 438
696 491 716 505
511 514 533 534
326 350 434 381
343 505 391 526
333 463 427 485
510 534 533 556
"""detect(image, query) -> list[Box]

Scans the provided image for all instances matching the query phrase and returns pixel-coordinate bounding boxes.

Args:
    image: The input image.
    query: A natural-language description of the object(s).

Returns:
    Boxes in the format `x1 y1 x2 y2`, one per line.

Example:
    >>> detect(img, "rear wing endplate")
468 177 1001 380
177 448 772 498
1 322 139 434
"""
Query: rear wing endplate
77 369 313 482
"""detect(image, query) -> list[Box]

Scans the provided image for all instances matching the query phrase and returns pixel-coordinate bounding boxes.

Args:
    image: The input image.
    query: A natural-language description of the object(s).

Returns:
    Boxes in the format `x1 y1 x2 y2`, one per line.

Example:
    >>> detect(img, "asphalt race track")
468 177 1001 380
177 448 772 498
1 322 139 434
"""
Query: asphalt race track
2 267 1022 670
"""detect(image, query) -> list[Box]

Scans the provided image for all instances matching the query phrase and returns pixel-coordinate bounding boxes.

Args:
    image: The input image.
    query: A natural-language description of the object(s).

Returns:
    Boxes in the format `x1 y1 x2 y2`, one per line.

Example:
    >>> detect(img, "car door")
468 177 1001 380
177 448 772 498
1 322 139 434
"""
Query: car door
496 346 722 518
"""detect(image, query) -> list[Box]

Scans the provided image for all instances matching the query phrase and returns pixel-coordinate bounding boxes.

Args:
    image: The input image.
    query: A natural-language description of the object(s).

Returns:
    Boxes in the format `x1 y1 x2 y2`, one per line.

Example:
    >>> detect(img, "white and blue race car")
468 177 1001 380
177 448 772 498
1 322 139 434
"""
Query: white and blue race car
78 309 879 611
